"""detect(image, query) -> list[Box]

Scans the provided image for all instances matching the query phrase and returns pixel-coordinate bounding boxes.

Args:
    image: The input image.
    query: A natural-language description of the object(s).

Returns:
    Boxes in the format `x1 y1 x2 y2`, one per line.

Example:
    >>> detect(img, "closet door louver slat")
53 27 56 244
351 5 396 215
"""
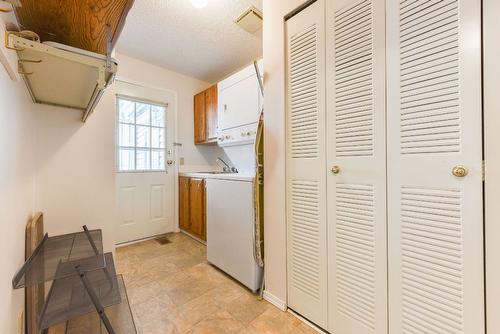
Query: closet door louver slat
387 0 484 333
286 1 328 328
327 0 387 332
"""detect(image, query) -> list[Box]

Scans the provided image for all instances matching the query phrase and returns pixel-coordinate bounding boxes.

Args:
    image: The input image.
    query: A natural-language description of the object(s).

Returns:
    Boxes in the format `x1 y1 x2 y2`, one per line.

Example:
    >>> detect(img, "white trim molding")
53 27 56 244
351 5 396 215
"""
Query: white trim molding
287 309 328 334
484 0 500 332
263 290 287 311
115 233 167 247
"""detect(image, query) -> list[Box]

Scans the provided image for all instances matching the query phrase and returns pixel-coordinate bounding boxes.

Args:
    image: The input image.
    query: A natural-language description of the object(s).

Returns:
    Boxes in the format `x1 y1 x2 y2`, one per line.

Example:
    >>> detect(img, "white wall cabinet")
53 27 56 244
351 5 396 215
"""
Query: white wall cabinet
286 0 484 333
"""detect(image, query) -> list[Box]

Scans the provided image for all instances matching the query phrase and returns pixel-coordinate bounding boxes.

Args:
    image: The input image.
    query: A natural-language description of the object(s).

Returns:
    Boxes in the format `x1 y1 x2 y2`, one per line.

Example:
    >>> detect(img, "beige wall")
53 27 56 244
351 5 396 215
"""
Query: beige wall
0 46 36 333
263 0 306 305
34 53 226 252
34 91 118 251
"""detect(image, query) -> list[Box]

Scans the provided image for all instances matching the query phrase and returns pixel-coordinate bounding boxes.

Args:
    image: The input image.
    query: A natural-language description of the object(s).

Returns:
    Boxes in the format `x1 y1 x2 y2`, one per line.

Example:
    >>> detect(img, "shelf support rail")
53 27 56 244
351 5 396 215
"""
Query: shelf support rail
82 225 115 290
105 25 112 71
75 265 116 334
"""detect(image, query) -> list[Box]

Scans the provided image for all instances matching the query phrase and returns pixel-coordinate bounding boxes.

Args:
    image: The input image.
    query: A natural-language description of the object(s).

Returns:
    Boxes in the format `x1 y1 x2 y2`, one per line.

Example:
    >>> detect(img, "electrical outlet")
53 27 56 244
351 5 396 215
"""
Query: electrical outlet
17 310 24 334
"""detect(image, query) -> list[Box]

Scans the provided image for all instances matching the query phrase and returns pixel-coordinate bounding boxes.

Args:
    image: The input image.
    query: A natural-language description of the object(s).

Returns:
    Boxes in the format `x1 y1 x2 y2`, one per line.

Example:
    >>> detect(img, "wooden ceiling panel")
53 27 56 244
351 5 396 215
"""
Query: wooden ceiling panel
14 0 134 54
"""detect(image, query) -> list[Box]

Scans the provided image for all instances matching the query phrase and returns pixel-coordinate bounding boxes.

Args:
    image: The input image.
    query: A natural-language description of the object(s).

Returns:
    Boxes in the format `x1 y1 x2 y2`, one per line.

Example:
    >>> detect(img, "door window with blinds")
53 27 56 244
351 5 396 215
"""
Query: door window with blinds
117 97 167 171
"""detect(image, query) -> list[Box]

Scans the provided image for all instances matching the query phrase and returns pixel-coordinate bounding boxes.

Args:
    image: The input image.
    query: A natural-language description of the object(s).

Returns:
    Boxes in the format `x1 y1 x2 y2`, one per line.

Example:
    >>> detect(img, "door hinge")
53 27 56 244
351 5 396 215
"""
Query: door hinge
482 160 485 181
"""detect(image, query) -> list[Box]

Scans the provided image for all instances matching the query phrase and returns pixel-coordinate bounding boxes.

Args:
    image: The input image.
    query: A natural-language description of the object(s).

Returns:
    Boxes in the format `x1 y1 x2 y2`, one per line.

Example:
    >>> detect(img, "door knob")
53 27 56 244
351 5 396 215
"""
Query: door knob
452 165 468 177
166 159 174 166
331 165 340 174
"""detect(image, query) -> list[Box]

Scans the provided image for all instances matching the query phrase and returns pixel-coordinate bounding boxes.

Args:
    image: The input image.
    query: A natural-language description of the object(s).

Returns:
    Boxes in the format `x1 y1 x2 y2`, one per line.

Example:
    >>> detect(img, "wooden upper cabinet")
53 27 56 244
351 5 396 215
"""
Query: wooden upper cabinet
189 178 206 241
205 85 218 142
13 0 135 54
194 85 218 145
194 92 207 144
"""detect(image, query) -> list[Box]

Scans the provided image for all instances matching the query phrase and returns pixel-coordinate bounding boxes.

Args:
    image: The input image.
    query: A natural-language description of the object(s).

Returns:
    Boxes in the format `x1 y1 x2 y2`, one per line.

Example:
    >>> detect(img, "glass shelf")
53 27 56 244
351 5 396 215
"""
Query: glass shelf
12 229 105 289
39 253 121 330
62 275 136 334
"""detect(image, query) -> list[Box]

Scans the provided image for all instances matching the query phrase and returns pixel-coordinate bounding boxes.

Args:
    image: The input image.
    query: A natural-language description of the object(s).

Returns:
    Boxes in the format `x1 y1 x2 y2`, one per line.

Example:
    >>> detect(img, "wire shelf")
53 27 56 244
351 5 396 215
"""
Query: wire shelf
13 226 136 333
13 229 105 289
64 275 136 334
39 253 121 330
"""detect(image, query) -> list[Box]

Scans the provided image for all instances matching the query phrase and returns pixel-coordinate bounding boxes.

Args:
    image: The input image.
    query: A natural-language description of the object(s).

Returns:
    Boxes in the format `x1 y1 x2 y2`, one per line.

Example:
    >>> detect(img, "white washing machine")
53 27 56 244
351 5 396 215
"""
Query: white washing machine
206 177 262 292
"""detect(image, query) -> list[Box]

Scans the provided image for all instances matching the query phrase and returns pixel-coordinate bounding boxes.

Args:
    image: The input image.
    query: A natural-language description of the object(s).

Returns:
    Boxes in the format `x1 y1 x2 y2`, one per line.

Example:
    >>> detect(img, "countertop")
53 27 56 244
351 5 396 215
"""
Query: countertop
179 172 255 182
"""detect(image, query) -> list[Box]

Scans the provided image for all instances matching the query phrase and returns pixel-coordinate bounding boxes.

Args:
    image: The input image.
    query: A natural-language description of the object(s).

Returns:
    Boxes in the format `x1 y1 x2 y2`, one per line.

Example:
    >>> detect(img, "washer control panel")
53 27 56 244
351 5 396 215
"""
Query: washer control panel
218 123 257 147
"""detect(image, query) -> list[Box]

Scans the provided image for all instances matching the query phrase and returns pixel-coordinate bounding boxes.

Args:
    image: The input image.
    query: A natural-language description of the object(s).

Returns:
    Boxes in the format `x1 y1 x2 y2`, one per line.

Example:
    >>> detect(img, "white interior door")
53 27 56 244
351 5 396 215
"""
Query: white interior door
326 0 387 332
387 0 484 332
115 81 176 244
285 1 328 328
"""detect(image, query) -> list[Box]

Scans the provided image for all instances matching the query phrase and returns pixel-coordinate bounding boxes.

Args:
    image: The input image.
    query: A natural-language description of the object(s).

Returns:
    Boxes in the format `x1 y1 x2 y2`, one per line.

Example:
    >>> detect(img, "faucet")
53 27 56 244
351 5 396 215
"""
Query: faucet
217 157 238 173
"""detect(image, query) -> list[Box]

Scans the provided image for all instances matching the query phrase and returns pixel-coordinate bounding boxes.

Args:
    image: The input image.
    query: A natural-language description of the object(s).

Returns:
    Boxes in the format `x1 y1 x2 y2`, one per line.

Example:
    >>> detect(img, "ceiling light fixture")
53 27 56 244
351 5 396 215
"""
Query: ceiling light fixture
190 0 208 9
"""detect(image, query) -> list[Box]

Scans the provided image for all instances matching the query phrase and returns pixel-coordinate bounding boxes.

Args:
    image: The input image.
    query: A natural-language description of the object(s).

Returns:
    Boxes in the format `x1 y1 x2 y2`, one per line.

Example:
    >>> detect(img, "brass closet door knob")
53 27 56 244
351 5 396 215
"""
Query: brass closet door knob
452 165 468 177
331 165 340 174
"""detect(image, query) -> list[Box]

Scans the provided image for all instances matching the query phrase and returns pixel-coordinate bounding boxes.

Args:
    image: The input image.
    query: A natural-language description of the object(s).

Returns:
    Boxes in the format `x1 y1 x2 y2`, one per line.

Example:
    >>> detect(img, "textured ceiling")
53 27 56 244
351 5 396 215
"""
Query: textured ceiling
116 0 263 82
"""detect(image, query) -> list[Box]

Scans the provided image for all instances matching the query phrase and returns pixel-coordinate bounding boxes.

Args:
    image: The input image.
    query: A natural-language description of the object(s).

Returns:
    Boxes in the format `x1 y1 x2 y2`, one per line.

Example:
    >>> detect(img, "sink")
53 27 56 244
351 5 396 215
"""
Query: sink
204 171 236 174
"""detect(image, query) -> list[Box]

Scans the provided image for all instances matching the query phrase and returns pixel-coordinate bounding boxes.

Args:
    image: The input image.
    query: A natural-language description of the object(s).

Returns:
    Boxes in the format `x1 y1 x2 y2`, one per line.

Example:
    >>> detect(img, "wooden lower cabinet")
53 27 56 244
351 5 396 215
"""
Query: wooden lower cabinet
189 178 206 240
179 177 191 231
178 176 206 241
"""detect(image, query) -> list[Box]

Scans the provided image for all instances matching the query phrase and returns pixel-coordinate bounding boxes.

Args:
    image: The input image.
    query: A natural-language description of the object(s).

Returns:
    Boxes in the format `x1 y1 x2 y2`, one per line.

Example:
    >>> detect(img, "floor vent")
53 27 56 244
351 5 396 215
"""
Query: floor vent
155 236 171 245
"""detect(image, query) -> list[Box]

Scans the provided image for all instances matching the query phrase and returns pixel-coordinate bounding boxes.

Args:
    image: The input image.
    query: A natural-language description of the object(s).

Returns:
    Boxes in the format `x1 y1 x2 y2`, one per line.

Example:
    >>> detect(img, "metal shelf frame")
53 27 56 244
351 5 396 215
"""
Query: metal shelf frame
12 226 136 334
5 31 117 122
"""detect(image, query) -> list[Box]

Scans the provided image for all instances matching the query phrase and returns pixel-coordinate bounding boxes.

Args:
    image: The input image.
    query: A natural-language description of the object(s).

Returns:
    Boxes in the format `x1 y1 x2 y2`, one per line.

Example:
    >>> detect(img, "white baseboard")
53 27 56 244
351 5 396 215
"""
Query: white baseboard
180 230 207 245
287 309 328 334
115 232 171 247
263 292 326 333
263 290 287 311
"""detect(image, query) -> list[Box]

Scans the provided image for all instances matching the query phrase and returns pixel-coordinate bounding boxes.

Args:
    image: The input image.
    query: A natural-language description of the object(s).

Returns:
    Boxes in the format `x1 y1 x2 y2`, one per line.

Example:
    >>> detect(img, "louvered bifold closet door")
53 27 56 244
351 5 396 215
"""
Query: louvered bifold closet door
326 0 387 333
387 0 484 333
286 0 328 328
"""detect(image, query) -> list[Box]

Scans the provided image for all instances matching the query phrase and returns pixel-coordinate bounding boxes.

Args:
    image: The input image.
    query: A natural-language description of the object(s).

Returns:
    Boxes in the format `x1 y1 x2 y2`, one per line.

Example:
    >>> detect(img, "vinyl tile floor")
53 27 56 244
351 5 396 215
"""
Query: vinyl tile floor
114 232 318 334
